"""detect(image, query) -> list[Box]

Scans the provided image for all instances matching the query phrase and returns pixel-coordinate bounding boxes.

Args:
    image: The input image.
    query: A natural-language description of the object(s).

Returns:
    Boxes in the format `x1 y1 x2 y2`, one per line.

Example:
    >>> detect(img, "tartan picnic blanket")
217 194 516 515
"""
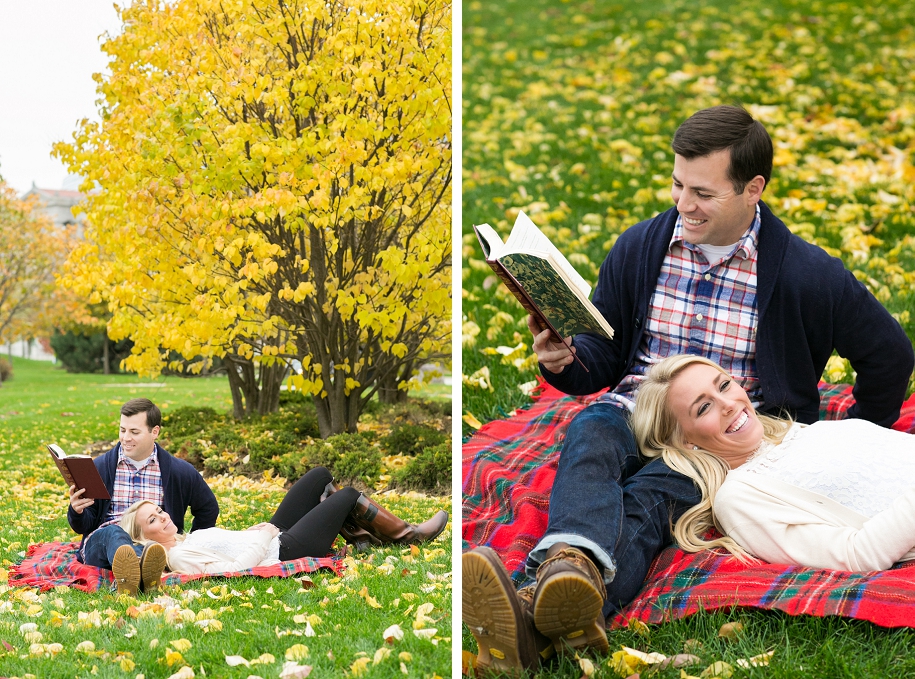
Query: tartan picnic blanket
462 379 915 628
8 541 344 592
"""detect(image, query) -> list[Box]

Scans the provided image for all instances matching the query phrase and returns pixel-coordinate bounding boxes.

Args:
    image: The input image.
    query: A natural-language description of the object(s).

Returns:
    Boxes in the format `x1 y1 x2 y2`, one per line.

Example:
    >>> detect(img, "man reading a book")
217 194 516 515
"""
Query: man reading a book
68 398 218 593
463 105 915 672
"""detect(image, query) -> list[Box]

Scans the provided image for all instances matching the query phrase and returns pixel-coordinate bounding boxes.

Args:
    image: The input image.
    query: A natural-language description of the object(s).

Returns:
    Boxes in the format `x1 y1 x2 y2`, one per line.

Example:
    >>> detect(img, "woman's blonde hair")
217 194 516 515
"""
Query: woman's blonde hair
630 354 793 559
120 500 185 546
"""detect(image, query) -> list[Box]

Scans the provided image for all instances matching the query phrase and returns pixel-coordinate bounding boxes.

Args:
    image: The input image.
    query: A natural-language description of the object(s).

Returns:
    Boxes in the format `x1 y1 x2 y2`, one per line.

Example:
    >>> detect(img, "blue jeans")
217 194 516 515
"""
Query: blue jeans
525 402 701 616
81 525 143 569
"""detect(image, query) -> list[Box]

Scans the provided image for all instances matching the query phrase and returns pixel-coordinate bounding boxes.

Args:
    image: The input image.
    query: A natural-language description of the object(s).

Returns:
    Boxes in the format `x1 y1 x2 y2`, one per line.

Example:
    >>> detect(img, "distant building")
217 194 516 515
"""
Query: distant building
22 182 86 236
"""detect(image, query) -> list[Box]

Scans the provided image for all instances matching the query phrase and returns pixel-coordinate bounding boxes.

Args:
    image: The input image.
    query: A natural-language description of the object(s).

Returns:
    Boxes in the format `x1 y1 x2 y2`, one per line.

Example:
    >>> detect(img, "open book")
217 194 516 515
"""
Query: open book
48 443 110 500
473 211 614 371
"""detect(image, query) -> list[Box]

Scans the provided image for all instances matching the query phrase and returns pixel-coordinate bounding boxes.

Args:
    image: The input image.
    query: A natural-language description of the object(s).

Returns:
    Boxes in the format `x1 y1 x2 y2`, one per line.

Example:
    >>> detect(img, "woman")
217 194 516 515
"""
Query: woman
120 466 448 574
631 354 915 572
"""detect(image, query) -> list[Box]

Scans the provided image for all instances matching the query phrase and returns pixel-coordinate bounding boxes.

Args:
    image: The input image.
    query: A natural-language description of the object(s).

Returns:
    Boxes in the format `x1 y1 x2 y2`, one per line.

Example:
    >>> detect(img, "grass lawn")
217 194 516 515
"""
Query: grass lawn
462 0 915 676
0 357 451 678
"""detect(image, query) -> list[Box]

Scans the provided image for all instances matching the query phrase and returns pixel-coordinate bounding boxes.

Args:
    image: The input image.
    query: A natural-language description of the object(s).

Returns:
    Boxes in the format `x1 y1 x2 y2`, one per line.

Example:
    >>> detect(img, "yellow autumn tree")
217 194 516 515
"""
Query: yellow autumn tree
55 0 452 434
0 183 76 354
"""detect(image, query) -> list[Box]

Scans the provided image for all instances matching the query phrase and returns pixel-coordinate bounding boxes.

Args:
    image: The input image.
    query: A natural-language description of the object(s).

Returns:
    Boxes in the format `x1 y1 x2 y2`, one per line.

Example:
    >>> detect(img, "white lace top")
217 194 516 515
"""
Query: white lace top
738 419 915 518
166 527 282 574
184 528 281 560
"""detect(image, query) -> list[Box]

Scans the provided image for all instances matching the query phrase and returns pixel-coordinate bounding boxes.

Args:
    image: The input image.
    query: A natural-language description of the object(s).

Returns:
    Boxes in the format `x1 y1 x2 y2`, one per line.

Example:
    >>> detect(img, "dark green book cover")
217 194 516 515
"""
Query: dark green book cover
501 252 613 341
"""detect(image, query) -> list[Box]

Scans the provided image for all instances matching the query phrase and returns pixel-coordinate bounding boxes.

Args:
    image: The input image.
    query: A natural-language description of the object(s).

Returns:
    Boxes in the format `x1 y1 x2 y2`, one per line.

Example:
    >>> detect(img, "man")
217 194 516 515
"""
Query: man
68 398 219 594
463 105 915 673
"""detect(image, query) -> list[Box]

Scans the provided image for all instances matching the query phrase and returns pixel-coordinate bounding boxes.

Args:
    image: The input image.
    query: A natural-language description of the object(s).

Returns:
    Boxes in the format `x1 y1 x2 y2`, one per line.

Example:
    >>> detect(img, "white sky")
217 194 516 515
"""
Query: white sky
0 1 122 194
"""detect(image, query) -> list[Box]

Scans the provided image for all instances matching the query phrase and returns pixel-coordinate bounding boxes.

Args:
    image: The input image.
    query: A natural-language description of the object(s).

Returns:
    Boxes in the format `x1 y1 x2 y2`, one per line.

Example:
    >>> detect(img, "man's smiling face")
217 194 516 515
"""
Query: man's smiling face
671 149 764 246
119 412 159 461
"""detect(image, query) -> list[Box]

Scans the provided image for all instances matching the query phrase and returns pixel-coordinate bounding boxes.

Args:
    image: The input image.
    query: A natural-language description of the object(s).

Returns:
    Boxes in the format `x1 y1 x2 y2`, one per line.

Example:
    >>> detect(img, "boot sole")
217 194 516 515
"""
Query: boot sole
534 571 609 654
112 545 140 596
462 550 532 677
140 544 167 593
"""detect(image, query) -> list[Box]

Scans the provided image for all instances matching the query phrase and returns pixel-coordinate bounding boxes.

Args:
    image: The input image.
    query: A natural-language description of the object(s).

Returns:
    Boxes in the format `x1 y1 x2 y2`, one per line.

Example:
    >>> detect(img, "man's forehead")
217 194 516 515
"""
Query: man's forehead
120 412 148 427
672 151 731 187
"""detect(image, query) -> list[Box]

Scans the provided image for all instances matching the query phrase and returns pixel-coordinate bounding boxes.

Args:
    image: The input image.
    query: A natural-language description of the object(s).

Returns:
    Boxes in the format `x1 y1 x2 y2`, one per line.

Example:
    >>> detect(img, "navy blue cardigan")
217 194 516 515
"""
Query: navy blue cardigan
67 443 219 553
543 202 914 426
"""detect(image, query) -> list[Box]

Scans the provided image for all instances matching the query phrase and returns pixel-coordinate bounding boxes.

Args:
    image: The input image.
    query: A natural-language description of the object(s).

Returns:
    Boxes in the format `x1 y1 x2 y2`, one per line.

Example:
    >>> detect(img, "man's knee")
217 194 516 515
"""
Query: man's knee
559 404 638 474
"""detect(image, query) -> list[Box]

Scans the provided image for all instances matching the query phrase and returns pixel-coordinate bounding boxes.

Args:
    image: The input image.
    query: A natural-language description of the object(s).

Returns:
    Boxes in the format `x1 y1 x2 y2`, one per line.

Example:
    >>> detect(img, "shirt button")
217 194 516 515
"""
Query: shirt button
705 273 712 281
696 314 703 321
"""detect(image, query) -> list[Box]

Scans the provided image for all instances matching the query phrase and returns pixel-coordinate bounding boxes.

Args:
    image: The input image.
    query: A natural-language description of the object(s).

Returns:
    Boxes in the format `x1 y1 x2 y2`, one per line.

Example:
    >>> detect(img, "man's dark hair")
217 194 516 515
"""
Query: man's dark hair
121 398 161 429
672 105 773 194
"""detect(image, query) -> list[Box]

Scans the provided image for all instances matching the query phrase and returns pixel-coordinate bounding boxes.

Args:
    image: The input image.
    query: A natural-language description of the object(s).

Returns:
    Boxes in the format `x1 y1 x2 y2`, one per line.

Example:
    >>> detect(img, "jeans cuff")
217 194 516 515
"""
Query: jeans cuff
525 533 617 585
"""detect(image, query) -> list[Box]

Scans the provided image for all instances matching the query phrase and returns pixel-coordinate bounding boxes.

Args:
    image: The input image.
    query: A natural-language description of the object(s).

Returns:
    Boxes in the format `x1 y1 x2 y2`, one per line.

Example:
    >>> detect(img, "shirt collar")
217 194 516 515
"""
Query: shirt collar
670 203 761 261
118 442 159 467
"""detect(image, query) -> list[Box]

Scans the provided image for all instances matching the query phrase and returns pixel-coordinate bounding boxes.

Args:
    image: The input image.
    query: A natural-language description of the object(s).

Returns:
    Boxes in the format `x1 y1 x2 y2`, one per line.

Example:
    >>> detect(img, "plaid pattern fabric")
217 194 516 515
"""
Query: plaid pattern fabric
604 209 762 410
610 535 915 629
9 541 344 592
100 444 164 530
462 379 915 626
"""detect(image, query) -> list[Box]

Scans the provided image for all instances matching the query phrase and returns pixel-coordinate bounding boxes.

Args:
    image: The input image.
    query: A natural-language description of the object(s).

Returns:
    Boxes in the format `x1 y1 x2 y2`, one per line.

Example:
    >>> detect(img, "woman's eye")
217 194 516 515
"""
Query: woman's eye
720 379 731 391
697 193 711 199
697 403 709 416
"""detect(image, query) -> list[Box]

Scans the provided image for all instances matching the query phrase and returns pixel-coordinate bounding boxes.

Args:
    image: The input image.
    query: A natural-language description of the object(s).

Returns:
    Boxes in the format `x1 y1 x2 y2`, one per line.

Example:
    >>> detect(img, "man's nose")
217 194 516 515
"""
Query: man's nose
677 190 695 213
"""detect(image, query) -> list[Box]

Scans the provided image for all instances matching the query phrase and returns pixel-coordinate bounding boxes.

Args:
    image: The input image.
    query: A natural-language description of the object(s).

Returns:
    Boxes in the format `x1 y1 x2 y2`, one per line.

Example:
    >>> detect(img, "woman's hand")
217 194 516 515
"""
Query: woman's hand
69 485 94 515
247 522 280 538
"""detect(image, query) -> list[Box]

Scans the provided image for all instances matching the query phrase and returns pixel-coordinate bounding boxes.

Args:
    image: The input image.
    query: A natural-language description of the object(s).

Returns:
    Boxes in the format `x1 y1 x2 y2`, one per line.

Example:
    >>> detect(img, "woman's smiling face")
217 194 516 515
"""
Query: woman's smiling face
667 362 764 465
136 503 178 544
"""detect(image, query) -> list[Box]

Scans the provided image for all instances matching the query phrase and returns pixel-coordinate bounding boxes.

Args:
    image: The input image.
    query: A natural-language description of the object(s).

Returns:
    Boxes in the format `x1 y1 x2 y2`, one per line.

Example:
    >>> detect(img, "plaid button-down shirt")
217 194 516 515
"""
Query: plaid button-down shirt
98 443 164 530
603 205 763 411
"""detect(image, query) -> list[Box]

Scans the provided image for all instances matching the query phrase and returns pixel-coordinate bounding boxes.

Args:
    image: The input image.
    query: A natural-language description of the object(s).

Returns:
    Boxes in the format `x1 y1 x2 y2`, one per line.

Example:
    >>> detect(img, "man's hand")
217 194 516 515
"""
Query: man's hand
69 485 94 515
528 315 575 374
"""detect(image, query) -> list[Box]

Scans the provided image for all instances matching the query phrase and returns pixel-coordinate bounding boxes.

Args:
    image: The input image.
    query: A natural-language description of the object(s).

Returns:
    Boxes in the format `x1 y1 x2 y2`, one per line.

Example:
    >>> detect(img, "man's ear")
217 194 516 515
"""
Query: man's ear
745 175 765 204
151 425 160 439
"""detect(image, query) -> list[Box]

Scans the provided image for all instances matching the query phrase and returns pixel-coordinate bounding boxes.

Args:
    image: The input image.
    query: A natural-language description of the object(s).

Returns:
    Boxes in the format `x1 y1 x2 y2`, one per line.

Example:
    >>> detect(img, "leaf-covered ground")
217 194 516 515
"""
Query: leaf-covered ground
462 0 915 676
462 0 915 429
0 358 450 678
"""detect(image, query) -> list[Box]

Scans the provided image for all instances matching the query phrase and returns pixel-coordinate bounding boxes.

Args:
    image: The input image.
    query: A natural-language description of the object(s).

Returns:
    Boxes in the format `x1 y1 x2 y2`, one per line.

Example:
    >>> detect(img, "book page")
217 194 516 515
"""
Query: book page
502 211 591 297
472 223 505 260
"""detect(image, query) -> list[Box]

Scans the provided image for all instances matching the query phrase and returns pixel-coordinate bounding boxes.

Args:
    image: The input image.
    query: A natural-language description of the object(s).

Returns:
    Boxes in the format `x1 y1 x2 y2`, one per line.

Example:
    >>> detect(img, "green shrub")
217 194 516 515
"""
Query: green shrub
0 358 12 382
381 423 447 456
390 441 451 493
161 405 223 439
303 433 381 485
49 330 133 373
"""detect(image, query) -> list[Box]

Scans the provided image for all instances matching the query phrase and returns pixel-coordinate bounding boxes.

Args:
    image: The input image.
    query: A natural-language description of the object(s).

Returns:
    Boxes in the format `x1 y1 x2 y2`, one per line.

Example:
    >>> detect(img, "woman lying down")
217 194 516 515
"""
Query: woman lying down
631 354 915 572
118 466 447 576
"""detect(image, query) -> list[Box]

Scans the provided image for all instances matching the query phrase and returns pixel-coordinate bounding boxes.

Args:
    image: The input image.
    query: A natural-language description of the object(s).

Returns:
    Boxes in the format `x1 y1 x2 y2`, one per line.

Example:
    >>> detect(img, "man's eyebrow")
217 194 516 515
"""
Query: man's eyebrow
671 172 715 194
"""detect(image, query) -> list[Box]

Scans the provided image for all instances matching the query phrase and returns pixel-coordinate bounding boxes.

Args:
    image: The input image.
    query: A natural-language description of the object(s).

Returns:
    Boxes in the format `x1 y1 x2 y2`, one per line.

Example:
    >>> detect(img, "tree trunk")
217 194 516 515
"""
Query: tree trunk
377 360 413 405
224 353 285 419
313 385 360 438
102 331 110 375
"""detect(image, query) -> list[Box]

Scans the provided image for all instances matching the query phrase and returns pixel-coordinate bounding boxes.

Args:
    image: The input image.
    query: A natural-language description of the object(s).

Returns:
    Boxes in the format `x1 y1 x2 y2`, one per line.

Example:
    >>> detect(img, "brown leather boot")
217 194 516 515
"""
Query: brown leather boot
532 542 608 654
349 493 448 545
320 481 382 551
463 548 551 676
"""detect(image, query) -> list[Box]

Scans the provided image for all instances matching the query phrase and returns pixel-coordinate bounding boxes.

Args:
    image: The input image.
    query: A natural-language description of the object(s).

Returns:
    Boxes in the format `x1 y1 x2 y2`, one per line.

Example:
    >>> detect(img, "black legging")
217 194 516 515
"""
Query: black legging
268 467 360 560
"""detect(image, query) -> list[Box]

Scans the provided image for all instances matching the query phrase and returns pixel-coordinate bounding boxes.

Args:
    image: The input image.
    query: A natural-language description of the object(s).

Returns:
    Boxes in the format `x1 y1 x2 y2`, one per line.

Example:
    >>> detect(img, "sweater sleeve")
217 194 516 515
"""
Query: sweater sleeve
167 530 274 575
831 267 914 427
188 471 219 532
716 478 915 572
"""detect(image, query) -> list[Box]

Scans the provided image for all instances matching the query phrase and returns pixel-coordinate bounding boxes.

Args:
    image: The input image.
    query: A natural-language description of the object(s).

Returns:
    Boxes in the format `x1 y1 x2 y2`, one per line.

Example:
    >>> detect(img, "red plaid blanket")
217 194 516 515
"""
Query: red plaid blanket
462 380 915 628
8 541 344 592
